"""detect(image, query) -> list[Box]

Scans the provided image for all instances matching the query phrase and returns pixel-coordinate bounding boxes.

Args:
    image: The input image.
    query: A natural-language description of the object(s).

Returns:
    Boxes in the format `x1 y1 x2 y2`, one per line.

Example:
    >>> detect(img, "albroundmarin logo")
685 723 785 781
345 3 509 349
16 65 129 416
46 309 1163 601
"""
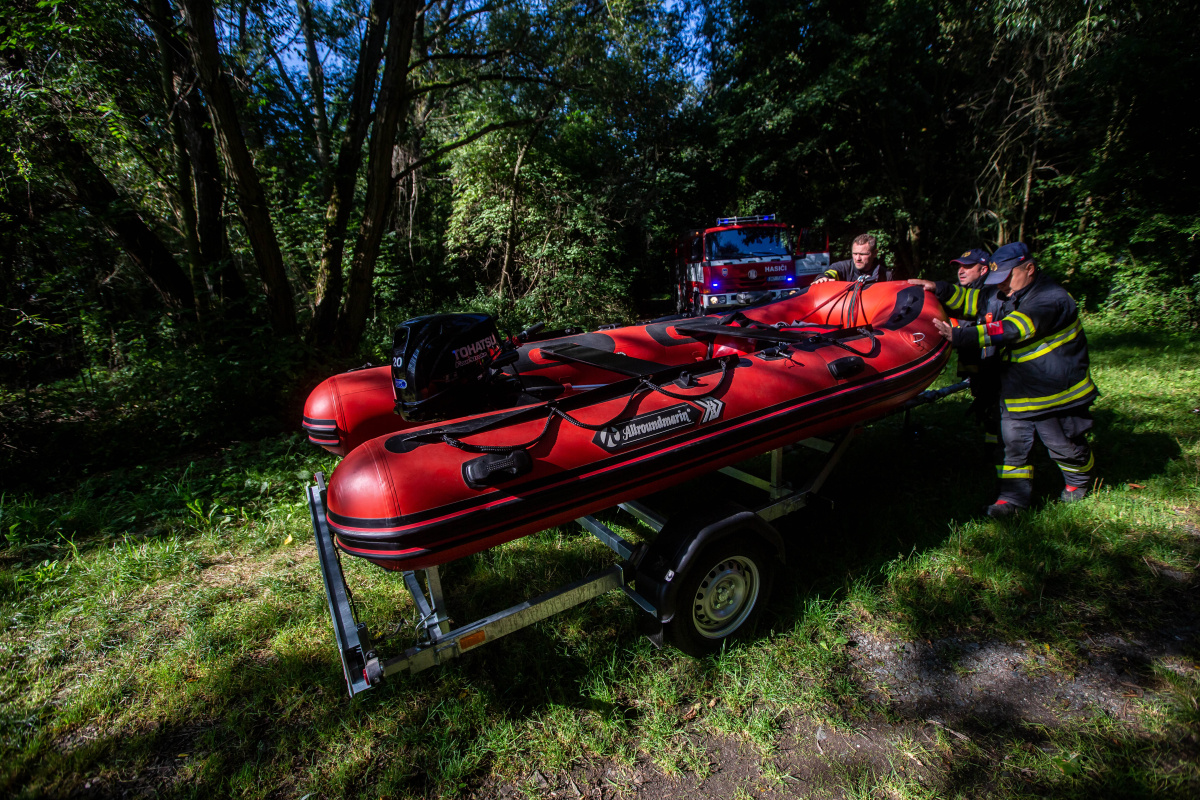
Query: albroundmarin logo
593 398 723 452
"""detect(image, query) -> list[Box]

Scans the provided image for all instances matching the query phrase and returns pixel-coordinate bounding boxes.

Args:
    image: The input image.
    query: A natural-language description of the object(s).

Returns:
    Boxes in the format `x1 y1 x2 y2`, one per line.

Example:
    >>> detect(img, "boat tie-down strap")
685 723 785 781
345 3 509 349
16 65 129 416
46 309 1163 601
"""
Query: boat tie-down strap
538 343 670 376
673 318 881 358
386 354 738 456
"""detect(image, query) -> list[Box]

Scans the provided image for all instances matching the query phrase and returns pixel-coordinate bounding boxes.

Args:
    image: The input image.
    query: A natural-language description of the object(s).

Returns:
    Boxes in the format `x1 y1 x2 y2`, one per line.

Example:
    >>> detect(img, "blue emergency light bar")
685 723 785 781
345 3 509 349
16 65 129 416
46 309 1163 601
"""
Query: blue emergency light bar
716 214 776 225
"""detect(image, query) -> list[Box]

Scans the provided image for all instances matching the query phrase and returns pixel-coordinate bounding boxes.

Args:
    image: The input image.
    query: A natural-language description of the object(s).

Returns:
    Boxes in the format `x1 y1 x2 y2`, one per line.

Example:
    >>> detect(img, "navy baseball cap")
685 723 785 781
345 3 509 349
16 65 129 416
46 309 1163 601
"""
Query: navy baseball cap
950 248 990 266
984 242 1033 284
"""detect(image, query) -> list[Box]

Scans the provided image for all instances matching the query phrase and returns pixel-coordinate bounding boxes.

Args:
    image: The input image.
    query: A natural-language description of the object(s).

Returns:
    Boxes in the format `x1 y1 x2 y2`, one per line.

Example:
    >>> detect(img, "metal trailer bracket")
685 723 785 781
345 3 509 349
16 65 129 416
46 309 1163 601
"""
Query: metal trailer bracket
308 474 373 696
367 562 636 684
308 475 656 697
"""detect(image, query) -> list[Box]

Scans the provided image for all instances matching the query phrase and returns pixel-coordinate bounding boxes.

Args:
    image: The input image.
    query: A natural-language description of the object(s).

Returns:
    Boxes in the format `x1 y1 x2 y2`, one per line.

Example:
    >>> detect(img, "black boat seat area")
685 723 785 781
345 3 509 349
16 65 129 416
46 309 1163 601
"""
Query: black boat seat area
672 321 811 344
538 343 670 377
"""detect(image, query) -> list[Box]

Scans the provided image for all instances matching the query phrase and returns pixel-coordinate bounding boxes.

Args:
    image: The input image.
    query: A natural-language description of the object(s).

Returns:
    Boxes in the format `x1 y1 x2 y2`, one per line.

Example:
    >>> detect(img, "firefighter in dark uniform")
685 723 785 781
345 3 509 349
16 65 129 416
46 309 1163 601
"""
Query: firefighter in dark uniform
811 234 896 285
910 242 1098 517
949 248 1003 460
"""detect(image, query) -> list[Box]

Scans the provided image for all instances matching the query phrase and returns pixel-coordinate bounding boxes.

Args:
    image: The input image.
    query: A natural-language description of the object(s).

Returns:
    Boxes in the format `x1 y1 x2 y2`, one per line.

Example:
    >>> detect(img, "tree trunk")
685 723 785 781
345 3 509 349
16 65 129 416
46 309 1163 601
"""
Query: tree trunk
335 0 418 353
1018 135 1038 243
180 86 244 301
149 0 202 302
1 50 197 311
499 135 535 300
296 0 331 178
309 0 396 346
50 119 197 311
144 0 243 306
178 0 296 335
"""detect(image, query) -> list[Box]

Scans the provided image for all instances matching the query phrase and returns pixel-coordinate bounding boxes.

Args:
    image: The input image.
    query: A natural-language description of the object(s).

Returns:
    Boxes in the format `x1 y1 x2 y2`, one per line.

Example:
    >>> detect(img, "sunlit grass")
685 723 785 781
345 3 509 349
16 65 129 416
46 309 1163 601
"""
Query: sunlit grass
1 314 1198 797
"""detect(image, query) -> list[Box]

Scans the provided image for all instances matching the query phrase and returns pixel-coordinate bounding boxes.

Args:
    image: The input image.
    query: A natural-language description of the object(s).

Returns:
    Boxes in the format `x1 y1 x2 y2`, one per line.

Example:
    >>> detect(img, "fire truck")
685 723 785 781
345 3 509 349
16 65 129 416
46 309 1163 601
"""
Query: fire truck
673 215 830 316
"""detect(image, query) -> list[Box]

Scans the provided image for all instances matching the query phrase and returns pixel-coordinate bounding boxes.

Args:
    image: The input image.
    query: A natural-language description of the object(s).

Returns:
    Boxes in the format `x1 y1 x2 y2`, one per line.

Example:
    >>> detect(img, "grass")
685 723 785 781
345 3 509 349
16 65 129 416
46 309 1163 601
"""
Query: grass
1 313 1198 798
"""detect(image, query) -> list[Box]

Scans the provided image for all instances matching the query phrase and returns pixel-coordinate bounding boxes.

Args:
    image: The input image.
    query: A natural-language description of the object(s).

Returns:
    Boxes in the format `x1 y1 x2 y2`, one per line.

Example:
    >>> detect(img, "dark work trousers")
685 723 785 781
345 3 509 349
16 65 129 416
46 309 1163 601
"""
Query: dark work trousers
996 410 1094 506
967 374 1002 463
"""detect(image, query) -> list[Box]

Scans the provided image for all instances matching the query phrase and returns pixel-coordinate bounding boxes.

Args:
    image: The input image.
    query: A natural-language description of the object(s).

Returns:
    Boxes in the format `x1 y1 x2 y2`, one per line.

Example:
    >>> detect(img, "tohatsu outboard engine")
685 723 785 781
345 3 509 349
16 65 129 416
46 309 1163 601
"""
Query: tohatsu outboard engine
391 313 514 423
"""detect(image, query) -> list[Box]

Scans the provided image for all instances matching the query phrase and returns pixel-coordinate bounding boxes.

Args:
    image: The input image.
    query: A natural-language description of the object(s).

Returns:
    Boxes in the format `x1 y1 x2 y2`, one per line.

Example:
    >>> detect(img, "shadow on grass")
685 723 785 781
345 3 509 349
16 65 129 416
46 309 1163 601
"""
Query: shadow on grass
10 415 1196 798
3 531 653 798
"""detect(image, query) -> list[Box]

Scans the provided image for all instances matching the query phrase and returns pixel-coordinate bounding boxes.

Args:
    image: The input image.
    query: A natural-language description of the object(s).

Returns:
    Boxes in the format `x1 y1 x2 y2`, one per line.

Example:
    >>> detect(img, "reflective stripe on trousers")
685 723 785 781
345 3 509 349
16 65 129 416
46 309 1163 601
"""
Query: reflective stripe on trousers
997 412 1094 506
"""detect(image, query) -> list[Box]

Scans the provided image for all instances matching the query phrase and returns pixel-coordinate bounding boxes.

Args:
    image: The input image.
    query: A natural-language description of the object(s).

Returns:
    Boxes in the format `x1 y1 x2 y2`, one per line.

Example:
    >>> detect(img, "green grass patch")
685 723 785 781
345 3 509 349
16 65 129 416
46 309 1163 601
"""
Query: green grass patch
1 314 1198 798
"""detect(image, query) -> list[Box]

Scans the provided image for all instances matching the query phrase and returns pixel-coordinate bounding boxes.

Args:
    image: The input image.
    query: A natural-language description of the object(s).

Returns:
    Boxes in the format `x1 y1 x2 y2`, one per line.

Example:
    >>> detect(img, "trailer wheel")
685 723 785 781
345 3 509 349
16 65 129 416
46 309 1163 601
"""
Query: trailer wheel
665 537 774 656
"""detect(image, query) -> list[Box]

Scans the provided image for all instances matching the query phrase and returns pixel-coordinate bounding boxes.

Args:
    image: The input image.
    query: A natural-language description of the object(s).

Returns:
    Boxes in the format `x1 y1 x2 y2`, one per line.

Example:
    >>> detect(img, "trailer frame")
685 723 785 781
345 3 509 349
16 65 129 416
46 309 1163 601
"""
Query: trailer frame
306 381 968 697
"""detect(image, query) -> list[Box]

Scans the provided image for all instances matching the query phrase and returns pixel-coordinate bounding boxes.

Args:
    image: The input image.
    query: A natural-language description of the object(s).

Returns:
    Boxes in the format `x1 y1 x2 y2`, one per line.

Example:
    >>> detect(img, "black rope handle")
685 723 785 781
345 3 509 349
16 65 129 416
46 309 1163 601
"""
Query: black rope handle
438 413 556 454
437 377 649 452
792 282 857 324
438 357 734 452
828 332 880 358
550 388 647 431
637 357 731 400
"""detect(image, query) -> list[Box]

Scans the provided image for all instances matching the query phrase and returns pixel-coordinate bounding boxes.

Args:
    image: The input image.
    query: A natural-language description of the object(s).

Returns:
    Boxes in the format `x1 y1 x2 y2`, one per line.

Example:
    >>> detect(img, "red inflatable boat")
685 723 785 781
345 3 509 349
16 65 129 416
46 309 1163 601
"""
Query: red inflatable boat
303 365 408 456
319 281 950 572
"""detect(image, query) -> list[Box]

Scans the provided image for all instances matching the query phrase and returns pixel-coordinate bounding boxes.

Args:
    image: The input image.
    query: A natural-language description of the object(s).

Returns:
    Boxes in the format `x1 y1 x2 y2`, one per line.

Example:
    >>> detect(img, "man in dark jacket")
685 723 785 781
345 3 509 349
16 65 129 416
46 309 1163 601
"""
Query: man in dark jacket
812 234 895 284
910 242 1098 517
950 248 1002 459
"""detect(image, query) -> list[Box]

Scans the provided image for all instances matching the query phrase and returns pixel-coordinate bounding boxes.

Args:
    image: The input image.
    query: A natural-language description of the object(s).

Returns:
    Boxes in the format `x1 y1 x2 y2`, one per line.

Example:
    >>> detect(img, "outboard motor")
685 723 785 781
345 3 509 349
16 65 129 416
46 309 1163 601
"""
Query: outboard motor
391 313 510 422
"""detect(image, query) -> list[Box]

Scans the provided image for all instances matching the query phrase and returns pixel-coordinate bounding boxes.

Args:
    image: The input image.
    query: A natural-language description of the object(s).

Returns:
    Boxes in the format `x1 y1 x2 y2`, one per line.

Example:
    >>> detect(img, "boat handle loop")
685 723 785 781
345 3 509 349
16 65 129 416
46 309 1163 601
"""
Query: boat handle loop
636 357 730 401
827 328 881 358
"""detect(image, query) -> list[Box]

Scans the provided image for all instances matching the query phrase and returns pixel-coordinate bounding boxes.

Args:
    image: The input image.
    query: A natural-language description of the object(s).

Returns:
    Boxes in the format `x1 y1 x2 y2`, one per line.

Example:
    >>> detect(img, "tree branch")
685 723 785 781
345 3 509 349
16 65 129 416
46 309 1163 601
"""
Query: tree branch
407 48 512 72
407 72 568 98
391 116 547 185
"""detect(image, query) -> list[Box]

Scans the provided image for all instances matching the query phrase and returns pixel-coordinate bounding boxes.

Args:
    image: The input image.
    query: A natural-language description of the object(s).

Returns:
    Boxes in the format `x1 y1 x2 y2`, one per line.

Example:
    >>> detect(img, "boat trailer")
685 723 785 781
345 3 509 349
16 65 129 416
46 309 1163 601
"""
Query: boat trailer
306 382 968 697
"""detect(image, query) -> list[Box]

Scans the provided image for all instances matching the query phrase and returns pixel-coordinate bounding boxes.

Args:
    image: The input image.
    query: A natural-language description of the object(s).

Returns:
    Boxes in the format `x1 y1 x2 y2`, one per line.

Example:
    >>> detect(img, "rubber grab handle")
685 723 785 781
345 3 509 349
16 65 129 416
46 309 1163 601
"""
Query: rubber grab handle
462 449 534 489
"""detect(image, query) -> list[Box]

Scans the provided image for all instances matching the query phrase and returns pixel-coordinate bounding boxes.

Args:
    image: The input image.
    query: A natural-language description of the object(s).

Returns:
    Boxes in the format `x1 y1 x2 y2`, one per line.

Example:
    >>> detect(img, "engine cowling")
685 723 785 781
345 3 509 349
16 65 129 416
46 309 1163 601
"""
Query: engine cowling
391 313 505 423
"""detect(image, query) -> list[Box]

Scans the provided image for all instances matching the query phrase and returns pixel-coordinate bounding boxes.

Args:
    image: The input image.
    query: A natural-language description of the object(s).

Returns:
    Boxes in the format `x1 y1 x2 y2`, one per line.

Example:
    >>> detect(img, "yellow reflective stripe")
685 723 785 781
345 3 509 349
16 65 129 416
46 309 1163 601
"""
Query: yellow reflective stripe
1011 320 1082 363
1006 311 1036 342
1056 452 1095 473
962 291 979 318
984 433 999 444
944 285 981 315
996 464 1033 479
822 268 838 279
1004 375 1097 413
944 285 965 311
975 325 987 348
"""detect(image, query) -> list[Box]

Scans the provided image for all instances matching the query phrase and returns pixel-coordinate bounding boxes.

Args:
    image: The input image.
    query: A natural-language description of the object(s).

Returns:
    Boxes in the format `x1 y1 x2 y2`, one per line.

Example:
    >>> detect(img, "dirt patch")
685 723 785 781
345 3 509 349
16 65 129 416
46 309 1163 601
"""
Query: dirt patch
471 583 1199 799
472 718 932 800
848 629 1154 726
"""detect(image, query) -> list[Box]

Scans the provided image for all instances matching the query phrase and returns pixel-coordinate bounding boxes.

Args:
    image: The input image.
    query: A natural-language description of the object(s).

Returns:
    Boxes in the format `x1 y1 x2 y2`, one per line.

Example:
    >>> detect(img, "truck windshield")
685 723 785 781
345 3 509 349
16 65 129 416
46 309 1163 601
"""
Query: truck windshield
706 227 789 260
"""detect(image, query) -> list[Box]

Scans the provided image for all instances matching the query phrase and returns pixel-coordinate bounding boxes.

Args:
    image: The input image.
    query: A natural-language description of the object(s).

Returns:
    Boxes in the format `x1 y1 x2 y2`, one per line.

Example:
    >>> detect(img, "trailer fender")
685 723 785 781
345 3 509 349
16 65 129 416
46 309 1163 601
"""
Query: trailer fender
635 502 784 628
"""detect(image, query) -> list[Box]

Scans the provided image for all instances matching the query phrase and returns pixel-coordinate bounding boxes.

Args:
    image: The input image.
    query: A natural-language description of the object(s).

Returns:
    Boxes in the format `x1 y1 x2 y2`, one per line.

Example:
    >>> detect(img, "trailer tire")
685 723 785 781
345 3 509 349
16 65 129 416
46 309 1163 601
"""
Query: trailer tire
664 536 774 656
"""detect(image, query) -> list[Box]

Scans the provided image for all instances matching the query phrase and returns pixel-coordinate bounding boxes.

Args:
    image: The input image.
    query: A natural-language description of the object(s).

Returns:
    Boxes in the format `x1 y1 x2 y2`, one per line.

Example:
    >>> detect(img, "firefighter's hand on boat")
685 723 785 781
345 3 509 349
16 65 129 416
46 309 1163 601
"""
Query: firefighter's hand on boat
908 278 937 291
932 317 955 341
811 276 833 284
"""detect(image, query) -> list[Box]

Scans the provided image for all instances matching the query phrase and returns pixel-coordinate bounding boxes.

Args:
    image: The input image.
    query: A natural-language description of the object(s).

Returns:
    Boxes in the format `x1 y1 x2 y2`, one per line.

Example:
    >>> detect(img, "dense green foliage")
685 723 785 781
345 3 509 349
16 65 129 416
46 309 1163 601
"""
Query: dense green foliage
3 2 1196 380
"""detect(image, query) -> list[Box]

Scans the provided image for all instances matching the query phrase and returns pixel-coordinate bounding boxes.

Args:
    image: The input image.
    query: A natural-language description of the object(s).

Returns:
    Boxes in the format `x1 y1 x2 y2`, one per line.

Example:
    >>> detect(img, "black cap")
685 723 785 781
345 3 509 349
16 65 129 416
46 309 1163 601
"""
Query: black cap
950 248 990 267
984 242 1033 285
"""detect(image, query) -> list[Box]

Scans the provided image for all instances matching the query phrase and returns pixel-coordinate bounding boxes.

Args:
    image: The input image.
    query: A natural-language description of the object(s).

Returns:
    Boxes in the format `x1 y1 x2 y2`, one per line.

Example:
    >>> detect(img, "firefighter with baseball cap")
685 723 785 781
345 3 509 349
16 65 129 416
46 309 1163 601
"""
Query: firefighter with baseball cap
910 242 1098 517
949 248 1003 460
